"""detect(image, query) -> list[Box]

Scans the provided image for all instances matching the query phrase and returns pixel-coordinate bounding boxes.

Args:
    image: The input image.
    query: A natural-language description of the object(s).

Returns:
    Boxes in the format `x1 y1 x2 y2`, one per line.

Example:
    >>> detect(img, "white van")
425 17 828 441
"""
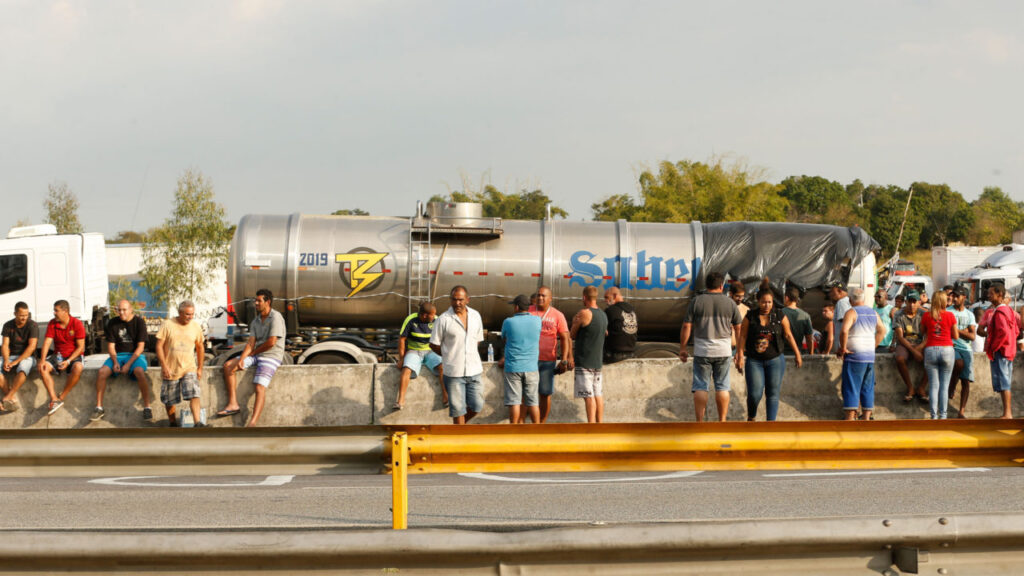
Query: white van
0 225 108 345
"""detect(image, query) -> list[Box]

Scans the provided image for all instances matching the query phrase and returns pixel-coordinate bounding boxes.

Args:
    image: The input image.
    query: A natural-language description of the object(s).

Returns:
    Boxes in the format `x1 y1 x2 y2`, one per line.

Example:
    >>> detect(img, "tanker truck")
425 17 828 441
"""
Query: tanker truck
223 202 879 364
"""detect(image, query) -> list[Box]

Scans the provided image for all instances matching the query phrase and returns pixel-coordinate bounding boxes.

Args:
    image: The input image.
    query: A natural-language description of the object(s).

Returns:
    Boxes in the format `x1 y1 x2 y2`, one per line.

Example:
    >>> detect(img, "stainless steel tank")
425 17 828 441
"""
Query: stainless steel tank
228 211 703 337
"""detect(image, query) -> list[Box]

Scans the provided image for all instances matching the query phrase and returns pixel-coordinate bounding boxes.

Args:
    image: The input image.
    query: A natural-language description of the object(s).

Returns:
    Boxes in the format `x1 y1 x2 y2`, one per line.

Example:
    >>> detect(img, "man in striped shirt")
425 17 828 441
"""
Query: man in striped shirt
395 302 445 410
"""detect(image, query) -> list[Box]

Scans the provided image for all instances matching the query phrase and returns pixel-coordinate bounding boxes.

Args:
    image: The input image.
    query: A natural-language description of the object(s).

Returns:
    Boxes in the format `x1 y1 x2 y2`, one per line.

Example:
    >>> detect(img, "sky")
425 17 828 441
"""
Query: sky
2 0 1022 238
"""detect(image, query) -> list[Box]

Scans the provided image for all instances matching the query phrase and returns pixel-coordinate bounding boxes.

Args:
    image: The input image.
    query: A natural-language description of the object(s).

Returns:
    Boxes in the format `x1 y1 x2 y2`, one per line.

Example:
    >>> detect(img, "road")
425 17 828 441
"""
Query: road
2 467 1021 531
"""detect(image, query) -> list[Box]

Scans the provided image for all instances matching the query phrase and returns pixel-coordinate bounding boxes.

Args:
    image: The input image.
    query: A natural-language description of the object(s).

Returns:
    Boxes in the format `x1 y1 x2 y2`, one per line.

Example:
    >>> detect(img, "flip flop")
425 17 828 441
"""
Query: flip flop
392 403 403 410
903 394 914 403
215 409 240 418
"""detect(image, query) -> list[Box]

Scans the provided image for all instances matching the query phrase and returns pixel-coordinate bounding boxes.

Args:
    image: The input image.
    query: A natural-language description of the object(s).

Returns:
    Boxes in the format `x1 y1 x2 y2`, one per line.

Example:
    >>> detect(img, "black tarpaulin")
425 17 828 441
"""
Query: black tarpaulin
699 222 880 293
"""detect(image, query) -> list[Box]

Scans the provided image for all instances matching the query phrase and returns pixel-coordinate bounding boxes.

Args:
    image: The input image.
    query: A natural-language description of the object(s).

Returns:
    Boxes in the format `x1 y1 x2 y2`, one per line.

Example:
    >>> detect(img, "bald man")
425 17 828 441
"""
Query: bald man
603 287 637 364
92 300 153 422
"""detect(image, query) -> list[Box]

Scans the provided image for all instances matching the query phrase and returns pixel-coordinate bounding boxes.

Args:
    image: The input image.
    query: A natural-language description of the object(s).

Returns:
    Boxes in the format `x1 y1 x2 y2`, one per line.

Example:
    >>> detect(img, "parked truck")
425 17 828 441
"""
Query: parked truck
0 225 108 351
953 244 1024 306
931 245 1001 288
222 202 879 364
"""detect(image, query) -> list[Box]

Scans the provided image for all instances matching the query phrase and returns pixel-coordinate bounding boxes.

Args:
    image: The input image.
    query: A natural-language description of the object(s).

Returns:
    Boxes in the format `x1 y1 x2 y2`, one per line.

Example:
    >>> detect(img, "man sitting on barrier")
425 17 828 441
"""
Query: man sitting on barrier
218 288 287 426
679 272 742 423
893 291 927 403
39 299 86 415
156 300 206 427
92 300 153 422
1 301 37 413
394 302 445 410
430 285 485 425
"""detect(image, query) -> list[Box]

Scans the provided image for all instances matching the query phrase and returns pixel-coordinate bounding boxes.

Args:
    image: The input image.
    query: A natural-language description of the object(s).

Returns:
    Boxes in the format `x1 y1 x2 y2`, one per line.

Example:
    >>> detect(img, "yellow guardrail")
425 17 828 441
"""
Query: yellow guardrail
386 420 1024 529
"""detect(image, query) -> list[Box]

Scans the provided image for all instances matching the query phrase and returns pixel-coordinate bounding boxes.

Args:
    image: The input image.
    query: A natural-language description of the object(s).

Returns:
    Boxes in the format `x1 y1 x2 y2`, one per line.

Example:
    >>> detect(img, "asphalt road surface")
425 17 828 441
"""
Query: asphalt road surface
1 467 1022 531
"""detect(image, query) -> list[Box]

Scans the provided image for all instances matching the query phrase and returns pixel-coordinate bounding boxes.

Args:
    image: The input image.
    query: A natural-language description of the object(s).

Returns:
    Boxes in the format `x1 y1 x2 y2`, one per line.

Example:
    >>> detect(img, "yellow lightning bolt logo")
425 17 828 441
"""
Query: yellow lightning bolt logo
335 252 388 297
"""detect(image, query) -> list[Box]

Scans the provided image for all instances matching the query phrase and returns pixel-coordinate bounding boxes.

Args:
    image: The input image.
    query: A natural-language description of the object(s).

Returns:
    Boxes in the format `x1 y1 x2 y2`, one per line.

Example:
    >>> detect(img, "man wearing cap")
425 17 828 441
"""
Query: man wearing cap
947 286 976 418
500 295 542 424
828 282 851 355
893 290 927 402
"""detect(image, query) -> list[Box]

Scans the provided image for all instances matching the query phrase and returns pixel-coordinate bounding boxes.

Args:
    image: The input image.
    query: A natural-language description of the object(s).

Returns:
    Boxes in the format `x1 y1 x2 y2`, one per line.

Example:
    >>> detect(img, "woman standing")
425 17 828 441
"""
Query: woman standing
736 287 803 421
920 291 959 419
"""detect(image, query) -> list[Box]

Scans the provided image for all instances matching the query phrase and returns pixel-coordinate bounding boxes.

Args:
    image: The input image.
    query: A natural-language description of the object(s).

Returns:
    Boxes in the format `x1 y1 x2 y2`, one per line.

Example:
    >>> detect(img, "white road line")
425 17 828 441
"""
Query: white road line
459 471 703 483
89 475 295 487
763 468 990 478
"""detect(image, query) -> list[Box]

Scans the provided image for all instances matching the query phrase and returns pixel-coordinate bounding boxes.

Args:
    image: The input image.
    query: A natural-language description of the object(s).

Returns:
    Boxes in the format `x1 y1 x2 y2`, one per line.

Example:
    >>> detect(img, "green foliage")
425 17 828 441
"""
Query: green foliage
967 187 1024 245
866 185 917 255
43 181 83 234
107 278 140 318
778 175 848 222
592 157 788 223
106 230 148 244
140 169 233 310
909 182 973 247
332 208 369 216
430 186 568 219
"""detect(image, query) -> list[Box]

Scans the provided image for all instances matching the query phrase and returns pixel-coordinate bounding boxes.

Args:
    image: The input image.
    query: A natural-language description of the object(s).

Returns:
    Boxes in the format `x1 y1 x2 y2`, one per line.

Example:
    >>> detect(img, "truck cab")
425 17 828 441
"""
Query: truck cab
952 244 1024 308
885 274 934 302
0 225 108 350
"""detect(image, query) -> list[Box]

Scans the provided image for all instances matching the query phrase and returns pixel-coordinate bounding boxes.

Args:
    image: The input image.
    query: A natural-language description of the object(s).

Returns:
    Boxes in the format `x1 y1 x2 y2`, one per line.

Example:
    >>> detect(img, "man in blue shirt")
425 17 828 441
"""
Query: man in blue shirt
501 295 542 424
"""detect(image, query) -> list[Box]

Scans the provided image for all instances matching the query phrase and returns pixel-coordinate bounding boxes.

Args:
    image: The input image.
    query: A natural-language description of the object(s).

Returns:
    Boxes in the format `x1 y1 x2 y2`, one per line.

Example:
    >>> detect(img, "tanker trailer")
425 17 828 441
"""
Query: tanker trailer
226 202 879 364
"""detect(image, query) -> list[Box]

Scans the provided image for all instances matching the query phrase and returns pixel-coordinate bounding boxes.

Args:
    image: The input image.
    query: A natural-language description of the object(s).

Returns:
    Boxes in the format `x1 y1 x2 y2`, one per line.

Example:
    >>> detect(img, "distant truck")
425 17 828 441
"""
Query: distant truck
953 244 1024 306
0 225 108 351
931 245 1001 288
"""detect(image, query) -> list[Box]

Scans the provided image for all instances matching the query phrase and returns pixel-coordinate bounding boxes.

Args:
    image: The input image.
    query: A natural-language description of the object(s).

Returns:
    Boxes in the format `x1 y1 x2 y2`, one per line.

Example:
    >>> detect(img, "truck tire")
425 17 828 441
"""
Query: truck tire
304 351 356 364
633 342 680 359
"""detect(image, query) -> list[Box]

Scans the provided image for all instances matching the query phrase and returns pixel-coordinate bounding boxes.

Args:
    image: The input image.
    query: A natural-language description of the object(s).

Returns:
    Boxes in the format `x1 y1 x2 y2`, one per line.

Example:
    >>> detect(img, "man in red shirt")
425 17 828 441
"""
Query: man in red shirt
982 284 1017 419
528 286 572 423
39 300 86 415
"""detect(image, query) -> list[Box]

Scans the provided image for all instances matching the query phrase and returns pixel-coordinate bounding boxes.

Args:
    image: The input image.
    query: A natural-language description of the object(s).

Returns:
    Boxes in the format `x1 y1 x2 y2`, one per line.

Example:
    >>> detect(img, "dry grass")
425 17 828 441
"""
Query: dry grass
899 248 933 277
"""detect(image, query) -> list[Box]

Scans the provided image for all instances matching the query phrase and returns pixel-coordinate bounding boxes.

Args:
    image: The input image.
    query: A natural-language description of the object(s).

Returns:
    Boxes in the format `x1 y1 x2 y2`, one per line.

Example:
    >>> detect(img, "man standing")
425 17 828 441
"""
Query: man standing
948 286 976 418
571 286 608 423
729 282 748 349
603 287 637 364
155 301 205 427
430 286 485 425
893 291 927 402
679 272 742 423
528 286 571 423
983 284 1017 419
873 290 894 353
781 287 814 355
501 295 542 424
39 300 86 415
394 302 445 410
1 302 37 413
218 288 286 427
828 282 851 354
837 288 886 420
92 300 153 422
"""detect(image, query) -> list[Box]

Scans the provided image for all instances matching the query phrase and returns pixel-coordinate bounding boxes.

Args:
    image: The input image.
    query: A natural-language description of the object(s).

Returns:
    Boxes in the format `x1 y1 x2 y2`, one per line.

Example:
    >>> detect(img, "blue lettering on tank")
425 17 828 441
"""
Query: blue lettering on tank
568 251 604 287
568 250 696 291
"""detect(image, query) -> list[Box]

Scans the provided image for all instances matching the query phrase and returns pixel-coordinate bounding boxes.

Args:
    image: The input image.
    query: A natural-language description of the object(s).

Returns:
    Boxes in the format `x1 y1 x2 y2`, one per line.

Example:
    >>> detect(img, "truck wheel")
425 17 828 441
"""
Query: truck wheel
633 343 680 359
304 351 356 364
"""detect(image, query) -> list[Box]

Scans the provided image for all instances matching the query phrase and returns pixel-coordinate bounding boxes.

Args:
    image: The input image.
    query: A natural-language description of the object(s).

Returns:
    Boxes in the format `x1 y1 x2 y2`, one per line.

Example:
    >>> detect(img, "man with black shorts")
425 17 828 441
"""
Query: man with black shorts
1 302 37 413
39 300 86 415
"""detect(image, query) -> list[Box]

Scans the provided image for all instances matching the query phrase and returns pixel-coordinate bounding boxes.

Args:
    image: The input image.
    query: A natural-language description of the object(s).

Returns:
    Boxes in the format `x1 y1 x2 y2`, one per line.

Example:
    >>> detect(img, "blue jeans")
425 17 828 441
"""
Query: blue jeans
841 360 874 411
692 356 731 392
444 374 484 418
924 346 954 419
744 355 785 421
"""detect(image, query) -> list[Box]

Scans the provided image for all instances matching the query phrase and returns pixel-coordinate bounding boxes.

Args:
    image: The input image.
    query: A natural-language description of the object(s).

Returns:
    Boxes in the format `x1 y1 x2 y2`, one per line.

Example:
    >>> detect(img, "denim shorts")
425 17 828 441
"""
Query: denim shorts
102 352 149 380
537 361 557 396
692 356 731 392
2 356 34 376
402 349 441 379
503 371 539 406
953 347 973 383
990 352 1013 392
444 374 484 418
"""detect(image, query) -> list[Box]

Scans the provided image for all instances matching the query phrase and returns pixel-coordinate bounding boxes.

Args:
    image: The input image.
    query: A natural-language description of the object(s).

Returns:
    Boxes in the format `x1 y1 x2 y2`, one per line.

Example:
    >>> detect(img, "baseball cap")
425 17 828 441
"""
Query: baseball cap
825 280 846 291
954 286 969 297
905 290 920 301
509 294 532 309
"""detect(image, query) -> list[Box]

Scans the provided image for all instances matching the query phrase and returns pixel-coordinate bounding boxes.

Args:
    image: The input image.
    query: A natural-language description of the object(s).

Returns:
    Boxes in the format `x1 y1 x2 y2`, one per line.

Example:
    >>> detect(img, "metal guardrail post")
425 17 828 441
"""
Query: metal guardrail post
392 432 409 529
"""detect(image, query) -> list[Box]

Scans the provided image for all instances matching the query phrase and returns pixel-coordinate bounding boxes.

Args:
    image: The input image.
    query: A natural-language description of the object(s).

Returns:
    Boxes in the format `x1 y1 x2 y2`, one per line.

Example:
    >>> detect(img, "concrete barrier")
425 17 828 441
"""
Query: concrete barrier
0 354 1019 428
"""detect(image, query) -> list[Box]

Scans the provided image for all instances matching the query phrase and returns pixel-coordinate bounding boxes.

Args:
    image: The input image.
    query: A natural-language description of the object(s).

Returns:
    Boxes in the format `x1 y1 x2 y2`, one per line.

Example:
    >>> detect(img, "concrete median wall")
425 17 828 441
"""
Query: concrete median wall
0 354 1019 428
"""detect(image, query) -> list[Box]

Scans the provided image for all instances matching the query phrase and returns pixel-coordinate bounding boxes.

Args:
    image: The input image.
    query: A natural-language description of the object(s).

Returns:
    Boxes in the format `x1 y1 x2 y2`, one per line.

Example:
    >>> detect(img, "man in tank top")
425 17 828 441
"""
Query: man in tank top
570 286 608 424
837 288 886 421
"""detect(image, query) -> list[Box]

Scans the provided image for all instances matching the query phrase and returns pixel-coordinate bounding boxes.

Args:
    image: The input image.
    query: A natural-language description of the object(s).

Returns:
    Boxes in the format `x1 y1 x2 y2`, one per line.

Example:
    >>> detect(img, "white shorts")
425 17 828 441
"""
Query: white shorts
573 368 603 399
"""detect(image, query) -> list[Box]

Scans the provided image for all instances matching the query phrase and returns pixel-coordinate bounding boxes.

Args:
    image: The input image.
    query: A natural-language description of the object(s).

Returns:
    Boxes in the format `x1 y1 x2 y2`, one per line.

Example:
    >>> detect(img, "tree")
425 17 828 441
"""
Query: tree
866 185 917 256
778 175 848 222
592 157 788 223
909 182 973 247
106 230 148 244
430 185 568 219
140 169 234 309
107 278 140 317
43 181 83 234
967 186 1024 245
332 209 369 216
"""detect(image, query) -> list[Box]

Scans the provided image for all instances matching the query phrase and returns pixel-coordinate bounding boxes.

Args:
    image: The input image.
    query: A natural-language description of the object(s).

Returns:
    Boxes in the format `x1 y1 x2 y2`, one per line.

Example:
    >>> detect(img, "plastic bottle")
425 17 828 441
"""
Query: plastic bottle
487 343 494 362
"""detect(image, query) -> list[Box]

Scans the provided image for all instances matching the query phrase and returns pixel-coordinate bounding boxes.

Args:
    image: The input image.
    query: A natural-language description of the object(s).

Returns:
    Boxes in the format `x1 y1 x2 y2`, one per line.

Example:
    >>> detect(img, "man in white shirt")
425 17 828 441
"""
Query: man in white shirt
430 285 485 425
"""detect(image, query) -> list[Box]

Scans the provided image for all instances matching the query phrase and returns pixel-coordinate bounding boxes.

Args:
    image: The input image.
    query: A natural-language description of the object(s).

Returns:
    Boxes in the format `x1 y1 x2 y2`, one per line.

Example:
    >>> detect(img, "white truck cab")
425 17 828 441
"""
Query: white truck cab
0 225 108 344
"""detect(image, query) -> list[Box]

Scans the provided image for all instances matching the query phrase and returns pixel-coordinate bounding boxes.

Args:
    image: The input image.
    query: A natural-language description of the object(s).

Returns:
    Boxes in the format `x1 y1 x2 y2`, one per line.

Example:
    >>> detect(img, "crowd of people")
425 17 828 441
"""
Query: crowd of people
1 276 1018 426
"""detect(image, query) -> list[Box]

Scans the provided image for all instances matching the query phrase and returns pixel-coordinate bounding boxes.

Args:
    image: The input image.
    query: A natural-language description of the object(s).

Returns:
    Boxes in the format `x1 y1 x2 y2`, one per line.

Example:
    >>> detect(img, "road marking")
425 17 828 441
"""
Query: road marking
459 471 703 483
89 475 295 487
763 468 990 478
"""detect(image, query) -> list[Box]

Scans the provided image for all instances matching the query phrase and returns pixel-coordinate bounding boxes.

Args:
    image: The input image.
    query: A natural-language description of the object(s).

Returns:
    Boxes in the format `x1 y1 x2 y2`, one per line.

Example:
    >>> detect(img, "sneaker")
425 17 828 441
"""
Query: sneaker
193 422 207 428
142 407 153 421
1 399 18 413
47 400 64 415
90 407 105 421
